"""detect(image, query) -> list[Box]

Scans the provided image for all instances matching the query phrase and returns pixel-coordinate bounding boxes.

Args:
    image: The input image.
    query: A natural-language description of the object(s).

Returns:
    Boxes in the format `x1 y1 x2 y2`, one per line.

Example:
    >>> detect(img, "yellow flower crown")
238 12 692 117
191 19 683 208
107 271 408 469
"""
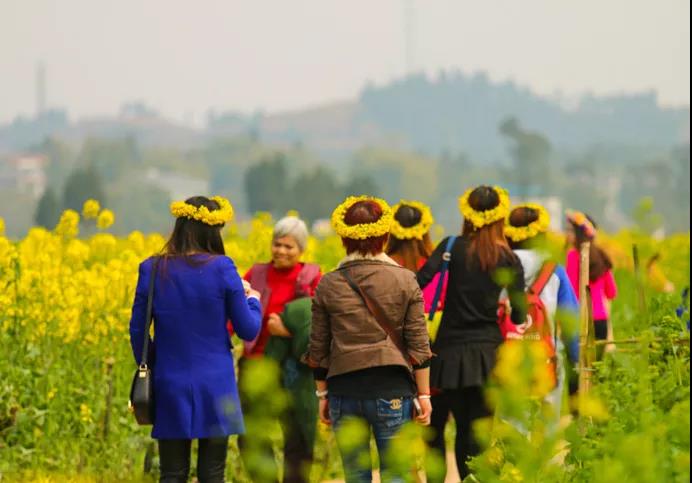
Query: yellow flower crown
390 200 435 240
170 196 234 226
505 203 551 243
459 186 511 229
331 196 393 240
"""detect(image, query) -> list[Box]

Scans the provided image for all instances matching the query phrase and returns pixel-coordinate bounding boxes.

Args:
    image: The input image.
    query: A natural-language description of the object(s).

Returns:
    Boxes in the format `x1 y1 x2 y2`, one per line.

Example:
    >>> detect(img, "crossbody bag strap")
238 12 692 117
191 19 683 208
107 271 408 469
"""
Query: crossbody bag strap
340 269 419 366
140 257 160 368
428 236 457 321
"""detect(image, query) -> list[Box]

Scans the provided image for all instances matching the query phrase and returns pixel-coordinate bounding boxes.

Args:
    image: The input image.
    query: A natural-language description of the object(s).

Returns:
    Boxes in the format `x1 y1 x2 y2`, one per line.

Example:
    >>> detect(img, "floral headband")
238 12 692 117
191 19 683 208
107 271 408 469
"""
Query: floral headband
505 203 551 243
170 196 234 226
459 186 511 229
390 200 435 240
332 196 393 240
566 210 596 239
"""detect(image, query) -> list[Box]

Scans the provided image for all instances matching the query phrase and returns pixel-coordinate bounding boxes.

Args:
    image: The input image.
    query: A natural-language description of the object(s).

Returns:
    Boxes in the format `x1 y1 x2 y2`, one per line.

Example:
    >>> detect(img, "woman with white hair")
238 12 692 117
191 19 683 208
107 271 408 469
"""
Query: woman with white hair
240 216 321 483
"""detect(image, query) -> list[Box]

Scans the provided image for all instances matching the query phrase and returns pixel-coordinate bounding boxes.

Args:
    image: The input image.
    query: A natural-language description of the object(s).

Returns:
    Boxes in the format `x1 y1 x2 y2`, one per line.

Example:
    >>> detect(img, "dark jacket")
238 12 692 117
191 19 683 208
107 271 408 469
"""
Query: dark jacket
308 255 432 379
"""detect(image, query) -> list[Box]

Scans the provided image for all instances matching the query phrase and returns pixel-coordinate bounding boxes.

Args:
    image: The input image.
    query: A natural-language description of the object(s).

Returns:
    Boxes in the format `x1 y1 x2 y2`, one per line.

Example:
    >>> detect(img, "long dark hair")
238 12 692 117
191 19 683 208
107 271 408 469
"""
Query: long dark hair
463 186 513 272
386 204 434 271
569 214 613 281
163 196 226 263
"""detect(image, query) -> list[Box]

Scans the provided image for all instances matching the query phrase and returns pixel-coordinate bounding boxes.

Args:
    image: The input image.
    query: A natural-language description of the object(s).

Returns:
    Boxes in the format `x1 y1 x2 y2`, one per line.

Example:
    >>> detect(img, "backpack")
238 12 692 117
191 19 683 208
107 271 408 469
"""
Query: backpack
497 261 558 385
427 236 457 321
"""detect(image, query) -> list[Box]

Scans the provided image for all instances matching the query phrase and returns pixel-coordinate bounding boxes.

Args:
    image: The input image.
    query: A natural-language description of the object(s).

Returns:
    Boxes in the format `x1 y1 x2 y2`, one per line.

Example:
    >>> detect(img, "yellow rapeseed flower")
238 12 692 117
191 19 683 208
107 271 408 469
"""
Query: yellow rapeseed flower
579 394 610 422
0 216 5 237
82 199 101 220
79 404 93 423
97 209 115 230
55 210 80 240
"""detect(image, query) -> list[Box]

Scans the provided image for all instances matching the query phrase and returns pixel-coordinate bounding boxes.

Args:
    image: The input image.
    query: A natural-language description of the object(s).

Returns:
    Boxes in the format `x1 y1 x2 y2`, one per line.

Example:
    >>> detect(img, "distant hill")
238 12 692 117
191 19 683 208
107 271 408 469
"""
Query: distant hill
358 72 690 161
214 72 690 163
1 71 688 163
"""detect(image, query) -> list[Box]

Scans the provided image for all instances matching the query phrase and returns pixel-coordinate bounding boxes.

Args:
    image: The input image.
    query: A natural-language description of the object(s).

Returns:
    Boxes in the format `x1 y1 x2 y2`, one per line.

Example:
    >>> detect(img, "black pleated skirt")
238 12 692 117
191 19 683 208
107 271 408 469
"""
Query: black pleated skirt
430 341 500 390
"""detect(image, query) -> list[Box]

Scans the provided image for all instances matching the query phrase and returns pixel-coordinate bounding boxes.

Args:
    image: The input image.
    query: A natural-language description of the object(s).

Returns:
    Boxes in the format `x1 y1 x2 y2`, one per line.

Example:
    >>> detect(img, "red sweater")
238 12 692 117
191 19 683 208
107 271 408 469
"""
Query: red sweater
242 263 321 357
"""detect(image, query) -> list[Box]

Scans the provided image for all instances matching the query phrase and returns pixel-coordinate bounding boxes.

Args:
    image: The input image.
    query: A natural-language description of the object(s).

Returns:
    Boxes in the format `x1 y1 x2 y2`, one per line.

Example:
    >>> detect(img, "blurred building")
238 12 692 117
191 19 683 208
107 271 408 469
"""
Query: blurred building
0 153 48 199
145 168 209 201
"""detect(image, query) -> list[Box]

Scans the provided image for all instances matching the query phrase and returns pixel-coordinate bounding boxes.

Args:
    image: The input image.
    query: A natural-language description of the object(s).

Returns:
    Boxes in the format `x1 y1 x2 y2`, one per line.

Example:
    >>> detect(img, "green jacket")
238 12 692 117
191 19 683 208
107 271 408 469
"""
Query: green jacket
264 297 318 447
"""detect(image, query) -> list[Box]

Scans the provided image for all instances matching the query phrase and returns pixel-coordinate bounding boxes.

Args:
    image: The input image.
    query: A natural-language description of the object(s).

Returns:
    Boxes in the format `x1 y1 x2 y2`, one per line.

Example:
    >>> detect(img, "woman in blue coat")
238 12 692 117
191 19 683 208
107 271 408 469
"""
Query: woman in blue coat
130 195 262 483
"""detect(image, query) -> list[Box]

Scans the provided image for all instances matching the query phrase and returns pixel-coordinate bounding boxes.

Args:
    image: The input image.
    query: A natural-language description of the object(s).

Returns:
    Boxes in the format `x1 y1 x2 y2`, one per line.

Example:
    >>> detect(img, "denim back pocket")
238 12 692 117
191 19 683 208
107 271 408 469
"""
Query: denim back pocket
328 396 342 424
376 398 405 428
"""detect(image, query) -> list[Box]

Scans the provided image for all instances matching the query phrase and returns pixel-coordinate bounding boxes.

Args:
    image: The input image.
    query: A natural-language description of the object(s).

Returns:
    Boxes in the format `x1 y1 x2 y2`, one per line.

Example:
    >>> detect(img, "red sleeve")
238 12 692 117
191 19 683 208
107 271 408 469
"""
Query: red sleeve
310 270 322 295
604 270 618 300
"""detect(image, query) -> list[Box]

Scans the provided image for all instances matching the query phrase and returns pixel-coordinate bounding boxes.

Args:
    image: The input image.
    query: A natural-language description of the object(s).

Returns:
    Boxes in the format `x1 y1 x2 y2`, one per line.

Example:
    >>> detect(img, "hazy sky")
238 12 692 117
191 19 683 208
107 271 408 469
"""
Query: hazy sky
1 0 689 125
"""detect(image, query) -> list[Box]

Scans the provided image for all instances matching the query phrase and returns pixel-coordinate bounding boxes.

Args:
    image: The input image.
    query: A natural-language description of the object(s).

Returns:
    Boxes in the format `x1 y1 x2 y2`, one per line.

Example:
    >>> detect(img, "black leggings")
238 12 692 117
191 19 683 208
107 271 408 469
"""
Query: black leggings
427 387 491 481
594 319 609 360
158 438 229 483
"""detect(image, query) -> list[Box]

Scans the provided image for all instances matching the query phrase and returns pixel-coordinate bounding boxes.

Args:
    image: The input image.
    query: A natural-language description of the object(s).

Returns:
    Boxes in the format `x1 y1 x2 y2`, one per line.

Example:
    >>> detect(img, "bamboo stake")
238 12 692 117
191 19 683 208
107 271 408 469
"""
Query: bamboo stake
102 357 115 440
578 241 592 404
593 337 690 346
633 244 648 316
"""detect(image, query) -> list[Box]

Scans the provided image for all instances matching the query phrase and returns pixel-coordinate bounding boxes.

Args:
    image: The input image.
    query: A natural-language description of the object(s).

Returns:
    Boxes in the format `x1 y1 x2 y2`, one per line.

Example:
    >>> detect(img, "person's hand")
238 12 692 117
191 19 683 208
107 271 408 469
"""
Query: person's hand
319 398 331 426
242 280 252 296
267 313 291 337
415 397 432 426
247 288 261 300
514 314 534 335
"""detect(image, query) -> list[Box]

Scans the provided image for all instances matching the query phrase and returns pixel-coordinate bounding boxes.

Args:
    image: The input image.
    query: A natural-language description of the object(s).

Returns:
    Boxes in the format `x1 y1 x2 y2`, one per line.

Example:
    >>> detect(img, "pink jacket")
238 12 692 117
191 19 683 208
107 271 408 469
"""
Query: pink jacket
566 249 617 321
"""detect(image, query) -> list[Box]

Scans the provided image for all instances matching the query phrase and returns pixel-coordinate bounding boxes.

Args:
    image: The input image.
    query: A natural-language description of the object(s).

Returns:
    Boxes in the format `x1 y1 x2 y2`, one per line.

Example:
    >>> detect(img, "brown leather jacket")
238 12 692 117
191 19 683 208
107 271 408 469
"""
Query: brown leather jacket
308 256 432 379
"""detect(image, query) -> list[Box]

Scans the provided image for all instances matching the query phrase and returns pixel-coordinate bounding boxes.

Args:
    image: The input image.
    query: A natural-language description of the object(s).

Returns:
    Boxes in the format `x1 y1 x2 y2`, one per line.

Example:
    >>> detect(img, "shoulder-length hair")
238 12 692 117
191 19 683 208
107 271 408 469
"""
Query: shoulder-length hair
386 204 434 271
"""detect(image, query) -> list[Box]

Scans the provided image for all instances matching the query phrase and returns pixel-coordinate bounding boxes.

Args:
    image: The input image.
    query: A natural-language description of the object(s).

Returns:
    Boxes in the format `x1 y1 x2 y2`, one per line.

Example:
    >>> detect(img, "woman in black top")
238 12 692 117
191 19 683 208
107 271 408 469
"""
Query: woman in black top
417 186 526 480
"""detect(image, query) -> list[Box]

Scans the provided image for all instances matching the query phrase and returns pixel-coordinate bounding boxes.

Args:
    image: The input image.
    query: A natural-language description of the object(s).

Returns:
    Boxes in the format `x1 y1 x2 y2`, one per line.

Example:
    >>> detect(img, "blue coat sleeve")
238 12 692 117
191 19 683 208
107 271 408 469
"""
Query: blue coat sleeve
556 266 580 364
220 257 262 341
129 259 153 365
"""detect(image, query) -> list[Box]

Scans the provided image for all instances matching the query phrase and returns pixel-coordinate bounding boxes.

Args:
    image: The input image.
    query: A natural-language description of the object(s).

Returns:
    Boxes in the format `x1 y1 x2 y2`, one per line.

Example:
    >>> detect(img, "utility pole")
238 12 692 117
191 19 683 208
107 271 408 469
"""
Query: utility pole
36 61 46 116
403 0 416 75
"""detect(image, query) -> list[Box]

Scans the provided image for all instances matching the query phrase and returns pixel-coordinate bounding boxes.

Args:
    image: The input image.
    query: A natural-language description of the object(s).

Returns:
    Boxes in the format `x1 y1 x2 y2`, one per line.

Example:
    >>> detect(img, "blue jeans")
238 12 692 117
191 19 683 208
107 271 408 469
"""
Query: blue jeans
329 396 413 483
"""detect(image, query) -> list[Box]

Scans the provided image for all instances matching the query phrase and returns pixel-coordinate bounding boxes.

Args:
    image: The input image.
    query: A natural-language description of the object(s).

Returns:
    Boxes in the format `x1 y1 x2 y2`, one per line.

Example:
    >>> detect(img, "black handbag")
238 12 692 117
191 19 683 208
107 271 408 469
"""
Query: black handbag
129 257 160 425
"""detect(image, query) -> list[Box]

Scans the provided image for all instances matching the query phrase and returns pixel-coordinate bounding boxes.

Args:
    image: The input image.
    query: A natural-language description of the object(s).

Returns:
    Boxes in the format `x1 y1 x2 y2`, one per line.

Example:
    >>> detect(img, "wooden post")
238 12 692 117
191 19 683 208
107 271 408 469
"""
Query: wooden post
578 241 592 403
102 357 115 440
632 244 647 316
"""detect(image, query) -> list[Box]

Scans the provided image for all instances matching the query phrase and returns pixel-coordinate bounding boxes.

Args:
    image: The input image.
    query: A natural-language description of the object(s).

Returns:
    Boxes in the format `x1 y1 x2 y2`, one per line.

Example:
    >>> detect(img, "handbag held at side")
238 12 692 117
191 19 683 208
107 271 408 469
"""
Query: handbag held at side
129 257 160 425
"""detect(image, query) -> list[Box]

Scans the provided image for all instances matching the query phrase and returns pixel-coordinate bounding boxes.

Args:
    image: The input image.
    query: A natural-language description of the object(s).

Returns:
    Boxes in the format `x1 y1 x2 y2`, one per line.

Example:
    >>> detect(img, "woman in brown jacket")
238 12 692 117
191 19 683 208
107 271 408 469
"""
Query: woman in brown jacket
308 196 433 483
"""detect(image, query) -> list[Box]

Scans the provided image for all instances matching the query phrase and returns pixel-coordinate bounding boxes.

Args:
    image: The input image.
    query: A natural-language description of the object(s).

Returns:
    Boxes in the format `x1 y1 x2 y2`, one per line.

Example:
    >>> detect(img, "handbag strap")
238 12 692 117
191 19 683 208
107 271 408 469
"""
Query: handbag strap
140 257 160 368
428 236 457 321
340 269 419 366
